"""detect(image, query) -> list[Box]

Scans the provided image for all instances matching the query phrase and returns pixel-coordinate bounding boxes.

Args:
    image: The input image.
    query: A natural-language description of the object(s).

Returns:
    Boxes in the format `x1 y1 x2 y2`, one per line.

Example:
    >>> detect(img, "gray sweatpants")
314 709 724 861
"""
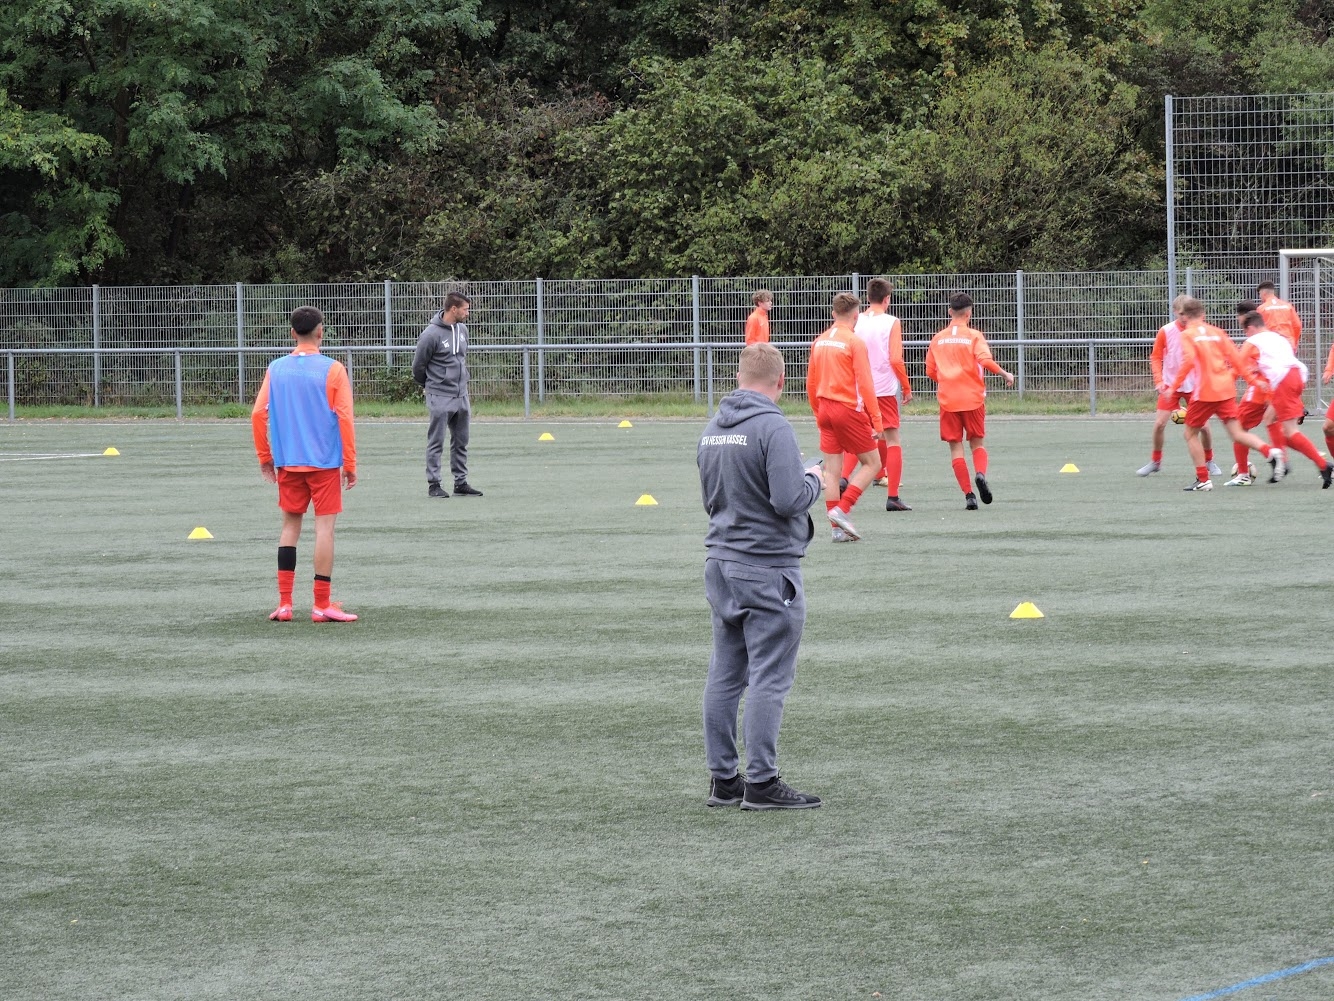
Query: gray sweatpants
425 392 470 484
703 558 806 784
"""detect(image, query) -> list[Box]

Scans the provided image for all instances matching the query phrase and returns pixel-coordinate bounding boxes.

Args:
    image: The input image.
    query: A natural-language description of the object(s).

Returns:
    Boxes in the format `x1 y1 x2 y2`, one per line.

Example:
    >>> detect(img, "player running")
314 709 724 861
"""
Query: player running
1323 344 1334 461
251 306 359 622
925 292 1014 510
807 292 884 541
1256 281 1302 349
1165 298 1284 492
1138 295 1219 478
1236 310 1333 487
839 278 913 511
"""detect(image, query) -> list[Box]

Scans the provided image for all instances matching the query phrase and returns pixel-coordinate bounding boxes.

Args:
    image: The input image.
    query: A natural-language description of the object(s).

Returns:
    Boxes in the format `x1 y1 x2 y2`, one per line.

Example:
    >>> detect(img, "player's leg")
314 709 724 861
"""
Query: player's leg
425 394 448 497
702 559 750 804
965 407 994 503
1199 422 1219 476
1181 415 1211 490
1222 418 1285 483
1272 369 1331 483
309 469 356 621
882 426 909 510
1142 407 1170 475
271 510 303 621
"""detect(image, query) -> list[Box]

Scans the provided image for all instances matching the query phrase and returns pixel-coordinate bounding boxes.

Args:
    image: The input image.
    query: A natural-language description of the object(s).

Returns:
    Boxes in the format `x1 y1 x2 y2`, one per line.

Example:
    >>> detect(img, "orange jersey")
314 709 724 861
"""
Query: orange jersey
251 346 357 472
1325 343 1334 383
1167 323 1258 402
807 323 883 433
744 308 770 345
1257 298 1302 349
924 323 1003 412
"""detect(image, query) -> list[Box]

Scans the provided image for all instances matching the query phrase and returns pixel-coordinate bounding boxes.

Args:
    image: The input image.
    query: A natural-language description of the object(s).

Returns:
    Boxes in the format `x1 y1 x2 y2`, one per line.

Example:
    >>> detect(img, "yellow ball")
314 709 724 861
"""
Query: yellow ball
1170 407 1187 425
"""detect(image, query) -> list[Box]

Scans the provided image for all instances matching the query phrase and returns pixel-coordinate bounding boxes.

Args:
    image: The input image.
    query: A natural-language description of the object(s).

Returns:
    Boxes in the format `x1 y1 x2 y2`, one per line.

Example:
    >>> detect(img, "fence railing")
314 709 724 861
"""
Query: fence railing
2 268 1330 416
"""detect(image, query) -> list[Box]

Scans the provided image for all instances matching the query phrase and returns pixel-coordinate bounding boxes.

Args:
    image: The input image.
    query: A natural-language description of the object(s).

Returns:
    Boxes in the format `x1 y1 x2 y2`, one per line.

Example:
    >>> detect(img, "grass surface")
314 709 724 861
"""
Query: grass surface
2 417 1332 1001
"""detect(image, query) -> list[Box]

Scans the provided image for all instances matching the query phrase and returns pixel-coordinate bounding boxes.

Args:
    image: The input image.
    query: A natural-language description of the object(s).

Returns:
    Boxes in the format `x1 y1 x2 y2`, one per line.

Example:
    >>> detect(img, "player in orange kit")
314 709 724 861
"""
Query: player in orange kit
1139 294 1218 477
925 292 1014 510
808 292 884 541
1324 343 1334 462
1256 281 1302 348
745 290 773 345
1165 298 1284 492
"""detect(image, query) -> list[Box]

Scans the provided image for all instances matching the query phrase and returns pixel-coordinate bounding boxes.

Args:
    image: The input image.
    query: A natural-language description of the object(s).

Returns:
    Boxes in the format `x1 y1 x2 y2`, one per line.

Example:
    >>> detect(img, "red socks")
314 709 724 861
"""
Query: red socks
1286 430 1324 466
277 570 294 606
840 452 857 480
1267 423 1286 449
1196 464 1208 482
1151 450 1163 463
839 484 864 513
952 457 971 492
972 446 988 475
1232 443 1249 473
1203 448 1214 463
313 576 331 609
885 444 903 495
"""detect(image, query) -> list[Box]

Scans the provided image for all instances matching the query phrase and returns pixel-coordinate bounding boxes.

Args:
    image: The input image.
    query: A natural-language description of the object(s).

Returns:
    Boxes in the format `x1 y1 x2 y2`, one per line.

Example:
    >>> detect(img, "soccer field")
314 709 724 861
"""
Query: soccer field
2 417 1332 1001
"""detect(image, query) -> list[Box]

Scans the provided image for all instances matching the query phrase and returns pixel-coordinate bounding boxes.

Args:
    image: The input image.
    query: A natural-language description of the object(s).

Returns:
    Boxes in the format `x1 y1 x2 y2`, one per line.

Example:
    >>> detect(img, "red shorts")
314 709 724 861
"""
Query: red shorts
877 395 900 431
278 467 343 516
816 398 877 455
1184 397 1238 428
1237 401 1267 430
940 406 986 442
1157 391 1190 411
1269 367 1306 422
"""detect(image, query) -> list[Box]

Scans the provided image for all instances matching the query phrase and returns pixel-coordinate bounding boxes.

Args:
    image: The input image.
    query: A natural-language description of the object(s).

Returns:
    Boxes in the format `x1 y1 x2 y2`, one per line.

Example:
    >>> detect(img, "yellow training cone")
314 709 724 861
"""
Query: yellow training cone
187 527 214 540
103 447 120 456
618 420 633 428
635 494 659 506
538 432 555 441
1060 463 1079 473
1010 602 1044 619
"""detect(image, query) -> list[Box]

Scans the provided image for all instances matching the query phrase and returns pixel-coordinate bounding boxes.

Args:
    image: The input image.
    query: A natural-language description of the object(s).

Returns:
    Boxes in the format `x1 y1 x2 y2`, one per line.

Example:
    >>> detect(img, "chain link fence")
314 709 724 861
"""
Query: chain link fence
4 269 1331 416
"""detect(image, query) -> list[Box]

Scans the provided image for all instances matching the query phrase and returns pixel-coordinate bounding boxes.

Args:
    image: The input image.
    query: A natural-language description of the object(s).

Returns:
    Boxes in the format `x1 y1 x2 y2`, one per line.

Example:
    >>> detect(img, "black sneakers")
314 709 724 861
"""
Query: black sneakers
885 495 912 511
1322 464 1333 489
964 492 979 510
453 481 484 496
706 773 745 807
740 776 822 810
974 473 993 504
428 482 449 498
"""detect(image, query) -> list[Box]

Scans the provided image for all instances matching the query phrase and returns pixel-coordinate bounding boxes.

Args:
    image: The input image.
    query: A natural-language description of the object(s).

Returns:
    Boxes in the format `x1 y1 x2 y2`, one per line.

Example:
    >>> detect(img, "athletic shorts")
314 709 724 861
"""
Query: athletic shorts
1269 367 1307 422
278 467 343 516
1157 391 1190 411
816 398 877 456
939 406 986 442
1240 382 1270 406
1237 401 1268 430
1184 397 1238 429
877 395 900 430
1327 398 1334 422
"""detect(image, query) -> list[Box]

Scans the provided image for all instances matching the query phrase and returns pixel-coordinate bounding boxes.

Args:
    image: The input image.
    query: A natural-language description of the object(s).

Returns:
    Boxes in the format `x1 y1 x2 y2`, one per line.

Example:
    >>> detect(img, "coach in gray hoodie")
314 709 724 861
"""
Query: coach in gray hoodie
697 342 824 811
413 291 482 498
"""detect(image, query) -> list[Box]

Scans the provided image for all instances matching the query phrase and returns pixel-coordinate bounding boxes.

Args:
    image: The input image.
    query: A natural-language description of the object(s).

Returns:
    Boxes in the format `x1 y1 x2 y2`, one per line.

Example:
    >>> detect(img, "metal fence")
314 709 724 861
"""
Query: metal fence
3 269 1331 417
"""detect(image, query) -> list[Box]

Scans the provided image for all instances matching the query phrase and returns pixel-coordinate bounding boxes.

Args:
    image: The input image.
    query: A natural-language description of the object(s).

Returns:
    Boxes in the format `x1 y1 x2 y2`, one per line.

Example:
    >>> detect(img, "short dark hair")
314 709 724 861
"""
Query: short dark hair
832 292 861 317
1257 281 1277 293
1241 310 1265 330
1236 299 1259 315
290 306 324 337
444 291 472 312
866 278 893 304
948 292 973 313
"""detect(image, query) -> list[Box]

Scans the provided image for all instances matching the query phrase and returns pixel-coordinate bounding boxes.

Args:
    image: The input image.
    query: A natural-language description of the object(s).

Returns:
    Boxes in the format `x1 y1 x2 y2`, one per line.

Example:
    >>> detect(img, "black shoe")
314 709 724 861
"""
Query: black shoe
706 773 745 807
838 477 849 494
1322 464 1333 490
453 481 483 496
974 473 993 504
1299 407 1311 425
428 482 449 498
965 492 979 510
740 776 822 811
885 495 912 512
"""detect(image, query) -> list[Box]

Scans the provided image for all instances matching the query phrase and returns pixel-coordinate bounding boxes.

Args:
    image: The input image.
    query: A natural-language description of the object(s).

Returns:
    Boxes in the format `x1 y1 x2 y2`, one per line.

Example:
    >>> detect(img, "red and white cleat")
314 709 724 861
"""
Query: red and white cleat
268 604 293 622
312 602 358 623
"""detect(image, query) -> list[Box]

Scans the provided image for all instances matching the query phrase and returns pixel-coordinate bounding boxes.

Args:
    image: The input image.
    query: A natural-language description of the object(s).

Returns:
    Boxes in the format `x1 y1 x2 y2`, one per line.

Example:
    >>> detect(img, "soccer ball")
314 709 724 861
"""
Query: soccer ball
1230 462 1257 477
1170 408 1187 425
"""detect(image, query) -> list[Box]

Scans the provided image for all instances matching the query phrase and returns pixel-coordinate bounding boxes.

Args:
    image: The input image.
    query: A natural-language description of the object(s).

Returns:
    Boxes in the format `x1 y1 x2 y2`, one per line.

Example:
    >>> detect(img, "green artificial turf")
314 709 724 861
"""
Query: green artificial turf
1 417 1331 1000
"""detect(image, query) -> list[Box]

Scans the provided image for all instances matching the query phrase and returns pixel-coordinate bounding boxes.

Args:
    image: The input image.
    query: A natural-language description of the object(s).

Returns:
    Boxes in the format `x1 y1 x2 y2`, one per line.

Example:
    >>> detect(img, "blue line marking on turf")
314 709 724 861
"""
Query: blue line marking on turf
1178 956 1334 1001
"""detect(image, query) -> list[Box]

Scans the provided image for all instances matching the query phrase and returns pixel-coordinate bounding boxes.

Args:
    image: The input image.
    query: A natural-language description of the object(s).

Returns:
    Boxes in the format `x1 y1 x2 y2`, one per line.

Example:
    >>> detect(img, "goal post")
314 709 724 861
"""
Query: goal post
1278 248 1334 410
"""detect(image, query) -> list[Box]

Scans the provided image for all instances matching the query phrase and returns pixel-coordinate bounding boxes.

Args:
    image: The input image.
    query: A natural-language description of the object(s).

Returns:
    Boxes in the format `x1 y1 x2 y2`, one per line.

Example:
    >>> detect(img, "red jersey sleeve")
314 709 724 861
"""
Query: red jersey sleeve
251 372 272 466
325 362 357 473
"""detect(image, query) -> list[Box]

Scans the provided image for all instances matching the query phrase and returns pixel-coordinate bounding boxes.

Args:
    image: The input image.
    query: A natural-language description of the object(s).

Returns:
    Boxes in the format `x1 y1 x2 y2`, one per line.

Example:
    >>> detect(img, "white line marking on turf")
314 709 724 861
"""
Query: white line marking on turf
0 453 108 461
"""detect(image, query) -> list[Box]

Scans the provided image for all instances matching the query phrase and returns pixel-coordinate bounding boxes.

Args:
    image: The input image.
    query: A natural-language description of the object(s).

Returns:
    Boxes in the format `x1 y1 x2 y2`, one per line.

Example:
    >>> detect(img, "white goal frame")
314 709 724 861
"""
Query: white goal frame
1279 248 1334 409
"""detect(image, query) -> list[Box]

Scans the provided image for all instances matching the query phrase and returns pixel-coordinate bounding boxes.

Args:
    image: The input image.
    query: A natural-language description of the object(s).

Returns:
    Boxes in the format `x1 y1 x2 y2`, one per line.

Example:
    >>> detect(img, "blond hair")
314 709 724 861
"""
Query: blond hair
1178 297 1206 319
831 292 860 317
737 343 784 388
1171 294 1191 312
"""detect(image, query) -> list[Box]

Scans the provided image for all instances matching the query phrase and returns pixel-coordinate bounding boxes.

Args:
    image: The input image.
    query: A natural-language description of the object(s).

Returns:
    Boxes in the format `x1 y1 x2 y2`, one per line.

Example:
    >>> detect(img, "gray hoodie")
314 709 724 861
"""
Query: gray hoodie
412 312 470 399
698 389 822 567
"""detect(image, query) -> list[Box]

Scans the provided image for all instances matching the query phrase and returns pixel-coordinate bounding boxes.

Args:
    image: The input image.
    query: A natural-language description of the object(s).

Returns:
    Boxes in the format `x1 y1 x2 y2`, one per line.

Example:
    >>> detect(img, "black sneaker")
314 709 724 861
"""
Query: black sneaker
706 773 745 807
428 482 449 498
740 776 822 811
1322 464 1333 490
453 481 484 497
885 495 912 511
964 492 979 510
1299 407 1311 425
838 477 849 494
974 473 993 504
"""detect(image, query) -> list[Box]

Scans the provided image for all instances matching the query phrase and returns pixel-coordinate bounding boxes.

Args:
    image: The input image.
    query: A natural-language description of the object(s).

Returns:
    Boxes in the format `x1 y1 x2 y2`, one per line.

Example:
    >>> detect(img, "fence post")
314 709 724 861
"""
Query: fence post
384 280 393 368
1185 266 1193 298
345 350 353 390
692 275 702 403
536 278 545 403
7 352 14 421
1015 270 1025 399
1088 341 1097 416
523 347 531 419
92 284 101 408
1165 94 1177 304
706 346 715 415
174 350 183 420
1315 260 1324 408
236 282 245 403
852 272 860 298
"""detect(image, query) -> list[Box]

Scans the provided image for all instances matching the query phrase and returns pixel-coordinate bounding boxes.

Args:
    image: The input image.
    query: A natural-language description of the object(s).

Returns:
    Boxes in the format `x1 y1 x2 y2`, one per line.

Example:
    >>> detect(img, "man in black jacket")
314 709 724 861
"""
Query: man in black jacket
413 291 482 498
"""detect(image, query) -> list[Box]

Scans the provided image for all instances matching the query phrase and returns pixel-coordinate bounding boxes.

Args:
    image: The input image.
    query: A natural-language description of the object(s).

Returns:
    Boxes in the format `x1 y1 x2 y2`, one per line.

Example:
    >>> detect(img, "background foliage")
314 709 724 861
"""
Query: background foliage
3 0 1333 286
